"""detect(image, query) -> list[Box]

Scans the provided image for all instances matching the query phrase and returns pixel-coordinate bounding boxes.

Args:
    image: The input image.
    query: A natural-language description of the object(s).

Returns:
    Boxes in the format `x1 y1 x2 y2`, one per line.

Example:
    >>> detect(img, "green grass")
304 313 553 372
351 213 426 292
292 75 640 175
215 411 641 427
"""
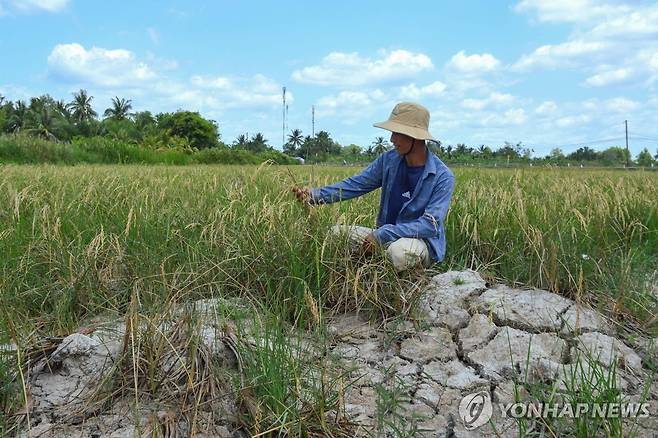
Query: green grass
0 134 298 165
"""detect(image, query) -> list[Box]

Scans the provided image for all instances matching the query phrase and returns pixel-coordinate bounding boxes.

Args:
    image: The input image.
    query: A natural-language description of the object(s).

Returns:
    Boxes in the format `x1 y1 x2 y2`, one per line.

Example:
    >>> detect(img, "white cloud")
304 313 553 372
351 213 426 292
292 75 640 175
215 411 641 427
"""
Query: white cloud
535 101 558 114
318 91 372 109
503 108 527 124
461 92 514 110
292 49 433 86
513 1 658 88
481 108 527 126
447 50 500 73
513 40 608 71
555 113 592 128
6 0 69 13
513 0 628 23
48 43 156 87
185 74 288 110
191 75 231 89
314 89 389 123
605 97 638 113
461 98 486 110
585 67 632 86
589 7 658 39
399 81 446 100
45 42 288 116
637 49 658 71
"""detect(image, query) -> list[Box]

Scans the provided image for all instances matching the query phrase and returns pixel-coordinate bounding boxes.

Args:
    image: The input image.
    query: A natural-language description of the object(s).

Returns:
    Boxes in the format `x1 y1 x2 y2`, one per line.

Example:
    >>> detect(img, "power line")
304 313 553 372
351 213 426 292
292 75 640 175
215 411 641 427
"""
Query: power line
550 137 627 148
628 134 658 142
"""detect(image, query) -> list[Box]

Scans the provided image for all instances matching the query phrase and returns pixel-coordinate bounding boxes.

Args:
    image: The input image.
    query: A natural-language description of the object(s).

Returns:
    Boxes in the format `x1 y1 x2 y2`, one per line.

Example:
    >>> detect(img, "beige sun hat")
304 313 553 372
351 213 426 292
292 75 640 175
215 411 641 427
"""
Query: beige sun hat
373 102 434 140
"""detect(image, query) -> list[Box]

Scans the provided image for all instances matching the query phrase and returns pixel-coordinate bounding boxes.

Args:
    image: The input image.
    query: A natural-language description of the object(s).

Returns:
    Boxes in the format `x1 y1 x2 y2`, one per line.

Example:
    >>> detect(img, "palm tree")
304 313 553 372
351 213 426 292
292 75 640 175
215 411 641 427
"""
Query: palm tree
287 129 303 148
103 96 133 120
247 133 268 153
372 136 388 155
27 107 58 141
67 89 97 123
54 100 70 120
233 134 249 149
8 100 29 133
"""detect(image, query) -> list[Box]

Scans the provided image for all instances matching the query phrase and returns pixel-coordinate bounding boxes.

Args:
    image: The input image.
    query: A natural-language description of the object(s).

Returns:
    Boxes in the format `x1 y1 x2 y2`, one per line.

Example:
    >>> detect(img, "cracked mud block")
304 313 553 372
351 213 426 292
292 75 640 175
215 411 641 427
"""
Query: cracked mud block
380 356 420 388
423 360 488 390
327 312 379 340
415 413 451 437
559 304 612 335
420 270 487 320
573 332 643 374
437 306 472 331
467 327 567 382
399 327 457 363
332 337 385 365
459 314 497 354
493 380 528 404
476 286 574 332
343 386 377 427
415 381 462 415
30 333 120 412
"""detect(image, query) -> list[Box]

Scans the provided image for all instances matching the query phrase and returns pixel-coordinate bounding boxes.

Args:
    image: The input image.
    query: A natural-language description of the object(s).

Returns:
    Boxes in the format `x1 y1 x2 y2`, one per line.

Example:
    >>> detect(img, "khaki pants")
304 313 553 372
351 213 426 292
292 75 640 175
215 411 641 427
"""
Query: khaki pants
328 225 431 272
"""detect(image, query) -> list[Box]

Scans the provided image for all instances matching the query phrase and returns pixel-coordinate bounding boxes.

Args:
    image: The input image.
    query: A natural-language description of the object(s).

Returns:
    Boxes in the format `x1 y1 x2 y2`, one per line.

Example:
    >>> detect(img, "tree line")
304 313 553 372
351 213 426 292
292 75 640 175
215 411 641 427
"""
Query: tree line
1 90 656 167
283 130 657 167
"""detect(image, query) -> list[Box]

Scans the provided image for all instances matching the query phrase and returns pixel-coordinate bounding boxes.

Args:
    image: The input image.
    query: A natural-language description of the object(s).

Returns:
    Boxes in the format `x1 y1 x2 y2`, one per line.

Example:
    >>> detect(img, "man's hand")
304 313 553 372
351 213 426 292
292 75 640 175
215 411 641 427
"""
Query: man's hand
291 186 313 205
358 233 378 256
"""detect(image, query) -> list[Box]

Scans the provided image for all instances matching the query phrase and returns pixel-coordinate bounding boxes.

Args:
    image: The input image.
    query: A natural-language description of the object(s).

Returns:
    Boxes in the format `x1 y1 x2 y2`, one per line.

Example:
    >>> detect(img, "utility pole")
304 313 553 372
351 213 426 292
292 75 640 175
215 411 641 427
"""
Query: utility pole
624 120 629 168
311 105 315 137
282 87 286 148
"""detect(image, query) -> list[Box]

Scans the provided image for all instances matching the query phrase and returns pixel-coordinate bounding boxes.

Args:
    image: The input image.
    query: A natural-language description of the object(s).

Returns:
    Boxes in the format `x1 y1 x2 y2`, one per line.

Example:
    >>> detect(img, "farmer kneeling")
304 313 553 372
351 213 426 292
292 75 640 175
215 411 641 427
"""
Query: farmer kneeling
292 102 455 272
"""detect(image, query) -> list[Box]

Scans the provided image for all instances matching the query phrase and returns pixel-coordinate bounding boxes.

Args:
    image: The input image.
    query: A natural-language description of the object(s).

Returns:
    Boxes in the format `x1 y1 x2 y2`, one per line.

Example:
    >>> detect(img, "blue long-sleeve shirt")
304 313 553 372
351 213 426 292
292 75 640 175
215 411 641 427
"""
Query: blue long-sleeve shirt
310 149 455 262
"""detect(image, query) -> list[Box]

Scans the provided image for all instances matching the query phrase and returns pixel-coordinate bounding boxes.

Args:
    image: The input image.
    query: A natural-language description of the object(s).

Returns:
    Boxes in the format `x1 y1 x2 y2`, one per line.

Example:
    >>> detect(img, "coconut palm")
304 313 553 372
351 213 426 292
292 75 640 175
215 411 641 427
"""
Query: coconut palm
67 89 97 123
247 133 268 153
8 100 29 133
233 134 249 149
27 106 58 141
372 136 388 155
103 97 133 120
54 100 70 120
287 129 303 148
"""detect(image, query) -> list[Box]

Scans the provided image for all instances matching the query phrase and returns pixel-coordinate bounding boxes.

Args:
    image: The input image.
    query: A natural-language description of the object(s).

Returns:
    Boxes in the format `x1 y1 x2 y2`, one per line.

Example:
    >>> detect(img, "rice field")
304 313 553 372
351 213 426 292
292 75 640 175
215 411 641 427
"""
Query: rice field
0 164 655 336
0 163 656 435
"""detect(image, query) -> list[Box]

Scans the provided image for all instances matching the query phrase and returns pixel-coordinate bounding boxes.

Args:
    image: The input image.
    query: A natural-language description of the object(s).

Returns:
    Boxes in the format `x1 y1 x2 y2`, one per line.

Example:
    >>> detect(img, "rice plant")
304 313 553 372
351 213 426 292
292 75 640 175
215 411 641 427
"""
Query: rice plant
0 163 655 435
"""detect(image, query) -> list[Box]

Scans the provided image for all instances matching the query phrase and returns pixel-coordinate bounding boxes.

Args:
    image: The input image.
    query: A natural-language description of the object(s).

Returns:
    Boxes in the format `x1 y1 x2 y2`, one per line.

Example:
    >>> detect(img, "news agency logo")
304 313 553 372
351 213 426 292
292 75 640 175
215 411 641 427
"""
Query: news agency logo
458 391 653 431
458 391 493 430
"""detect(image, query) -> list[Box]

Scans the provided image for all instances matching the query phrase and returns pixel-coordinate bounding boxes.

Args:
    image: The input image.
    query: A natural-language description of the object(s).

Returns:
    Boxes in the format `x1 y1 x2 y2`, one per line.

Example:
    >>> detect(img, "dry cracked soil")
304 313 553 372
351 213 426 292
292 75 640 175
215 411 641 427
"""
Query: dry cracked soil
10 270 658 437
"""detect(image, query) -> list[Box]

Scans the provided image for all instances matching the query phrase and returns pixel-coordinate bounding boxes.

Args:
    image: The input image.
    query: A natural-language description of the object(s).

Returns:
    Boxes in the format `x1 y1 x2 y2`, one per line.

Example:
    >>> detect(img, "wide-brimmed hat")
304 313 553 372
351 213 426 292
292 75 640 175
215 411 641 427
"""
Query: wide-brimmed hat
373 102 434 140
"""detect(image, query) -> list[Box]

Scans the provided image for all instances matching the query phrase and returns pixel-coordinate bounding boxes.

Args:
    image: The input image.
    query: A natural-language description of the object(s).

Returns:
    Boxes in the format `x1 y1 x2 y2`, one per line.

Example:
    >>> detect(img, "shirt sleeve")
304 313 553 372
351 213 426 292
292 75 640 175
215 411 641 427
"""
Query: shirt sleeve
372 173 455 244
309 153 385 204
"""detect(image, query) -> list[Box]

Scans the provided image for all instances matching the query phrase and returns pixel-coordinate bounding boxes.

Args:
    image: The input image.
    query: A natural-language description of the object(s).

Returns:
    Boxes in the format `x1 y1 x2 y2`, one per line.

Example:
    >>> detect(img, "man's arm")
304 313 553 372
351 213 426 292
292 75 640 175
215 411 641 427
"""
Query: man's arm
310 153 385 204
372 173 455 244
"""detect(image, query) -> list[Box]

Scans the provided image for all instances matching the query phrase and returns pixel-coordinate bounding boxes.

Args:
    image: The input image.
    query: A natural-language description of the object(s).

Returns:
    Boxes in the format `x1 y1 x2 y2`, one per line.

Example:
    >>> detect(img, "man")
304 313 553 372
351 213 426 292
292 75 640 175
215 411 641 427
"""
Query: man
292 102 455 271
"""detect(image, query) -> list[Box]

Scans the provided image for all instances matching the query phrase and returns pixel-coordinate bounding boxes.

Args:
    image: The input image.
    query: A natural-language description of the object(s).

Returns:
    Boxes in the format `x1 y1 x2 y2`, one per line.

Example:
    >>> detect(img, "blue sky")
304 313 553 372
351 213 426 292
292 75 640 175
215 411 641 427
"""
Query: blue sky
1 0 658 156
